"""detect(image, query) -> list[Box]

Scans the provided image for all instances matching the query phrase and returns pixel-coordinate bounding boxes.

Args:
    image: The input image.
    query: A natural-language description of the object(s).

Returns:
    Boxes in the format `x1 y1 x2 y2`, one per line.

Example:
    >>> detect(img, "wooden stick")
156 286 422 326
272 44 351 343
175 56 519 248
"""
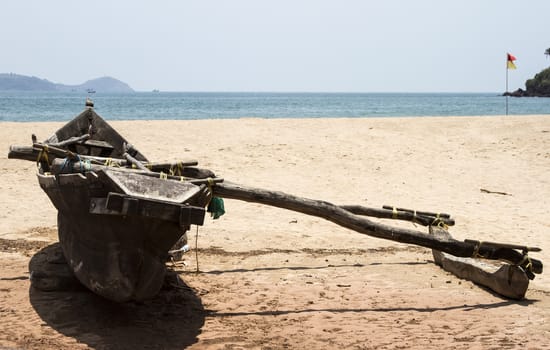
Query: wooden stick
480 188 511 196
212 181 542 274
123 143 150 172
50 134 91 148
9 143 198 170
146 161 199 169
464 239 541 253
382 205 451 219
341 205 455 227
49 158 223 186
8 145 40 162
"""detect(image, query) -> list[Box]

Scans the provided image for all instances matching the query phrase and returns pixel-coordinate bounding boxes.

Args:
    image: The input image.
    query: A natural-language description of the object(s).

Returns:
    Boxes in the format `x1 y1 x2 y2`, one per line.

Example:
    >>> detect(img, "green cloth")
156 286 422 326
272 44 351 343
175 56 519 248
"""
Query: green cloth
207 197 225 219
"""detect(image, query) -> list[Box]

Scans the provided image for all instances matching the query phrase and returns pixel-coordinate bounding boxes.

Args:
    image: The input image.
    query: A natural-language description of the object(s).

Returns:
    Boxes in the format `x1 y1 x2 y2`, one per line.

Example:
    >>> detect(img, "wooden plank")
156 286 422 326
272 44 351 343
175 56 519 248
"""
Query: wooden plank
89 192 206 227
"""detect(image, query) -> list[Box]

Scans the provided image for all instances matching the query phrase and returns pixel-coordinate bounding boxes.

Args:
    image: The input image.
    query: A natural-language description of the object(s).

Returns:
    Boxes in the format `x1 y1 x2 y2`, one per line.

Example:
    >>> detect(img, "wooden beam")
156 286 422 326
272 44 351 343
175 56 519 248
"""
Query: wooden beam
431 226 529 299
211 181 542 275
341 205 455 227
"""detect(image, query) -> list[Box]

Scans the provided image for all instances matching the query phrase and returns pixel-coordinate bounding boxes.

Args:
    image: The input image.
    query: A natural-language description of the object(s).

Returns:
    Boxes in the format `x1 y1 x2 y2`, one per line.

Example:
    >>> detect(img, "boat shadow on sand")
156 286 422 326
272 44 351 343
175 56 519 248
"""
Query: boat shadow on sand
29 243 205 349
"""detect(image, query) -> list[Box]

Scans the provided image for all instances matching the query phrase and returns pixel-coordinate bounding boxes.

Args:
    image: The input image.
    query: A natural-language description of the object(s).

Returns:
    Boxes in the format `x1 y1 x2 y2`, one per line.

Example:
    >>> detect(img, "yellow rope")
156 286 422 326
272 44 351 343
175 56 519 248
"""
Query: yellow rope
392 206 398 219
207 177 214 188
206 177 215 199
170 162 184 176
159 171 168 180
518 254 533 272
472 241 484 258
36 145 49 166
104 158 120 167
437 220 449 230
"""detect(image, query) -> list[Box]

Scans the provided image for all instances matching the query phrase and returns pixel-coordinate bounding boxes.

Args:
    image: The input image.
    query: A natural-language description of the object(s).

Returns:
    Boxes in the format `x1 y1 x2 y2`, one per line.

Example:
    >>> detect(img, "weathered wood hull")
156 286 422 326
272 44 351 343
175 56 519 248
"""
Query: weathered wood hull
30 107 208 302
430 226 529 299
37 167 206 302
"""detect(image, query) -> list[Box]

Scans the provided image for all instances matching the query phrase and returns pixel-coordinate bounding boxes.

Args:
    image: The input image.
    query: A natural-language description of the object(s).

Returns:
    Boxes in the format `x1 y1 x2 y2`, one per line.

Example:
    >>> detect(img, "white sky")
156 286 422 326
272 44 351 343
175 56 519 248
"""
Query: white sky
1 0 549 92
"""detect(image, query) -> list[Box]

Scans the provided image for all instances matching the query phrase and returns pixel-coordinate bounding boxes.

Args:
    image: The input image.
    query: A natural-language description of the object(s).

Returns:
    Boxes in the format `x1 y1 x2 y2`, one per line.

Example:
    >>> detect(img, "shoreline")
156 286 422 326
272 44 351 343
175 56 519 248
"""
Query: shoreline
1 113 550 124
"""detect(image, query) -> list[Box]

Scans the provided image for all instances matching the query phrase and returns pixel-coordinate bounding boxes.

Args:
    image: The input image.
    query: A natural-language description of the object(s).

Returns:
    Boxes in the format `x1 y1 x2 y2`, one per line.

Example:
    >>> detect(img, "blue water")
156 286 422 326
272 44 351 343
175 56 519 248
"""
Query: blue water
0 91 548 122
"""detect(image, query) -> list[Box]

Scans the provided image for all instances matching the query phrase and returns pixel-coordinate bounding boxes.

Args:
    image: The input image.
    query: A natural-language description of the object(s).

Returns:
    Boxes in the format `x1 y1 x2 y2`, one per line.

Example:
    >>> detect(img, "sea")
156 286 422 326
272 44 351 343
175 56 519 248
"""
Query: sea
0 91 548 122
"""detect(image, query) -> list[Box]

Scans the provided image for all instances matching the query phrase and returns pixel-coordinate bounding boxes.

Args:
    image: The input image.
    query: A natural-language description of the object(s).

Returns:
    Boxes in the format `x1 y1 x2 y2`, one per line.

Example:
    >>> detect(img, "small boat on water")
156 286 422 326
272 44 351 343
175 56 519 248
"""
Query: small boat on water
9 105 214 302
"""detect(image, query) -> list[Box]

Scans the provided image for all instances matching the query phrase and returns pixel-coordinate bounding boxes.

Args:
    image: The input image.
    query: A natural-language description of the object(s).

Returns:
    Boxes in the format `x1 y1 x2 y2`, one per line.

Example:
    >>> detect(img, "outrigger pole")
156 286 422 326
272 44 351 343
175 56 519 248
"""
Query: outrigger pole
211 181 542 279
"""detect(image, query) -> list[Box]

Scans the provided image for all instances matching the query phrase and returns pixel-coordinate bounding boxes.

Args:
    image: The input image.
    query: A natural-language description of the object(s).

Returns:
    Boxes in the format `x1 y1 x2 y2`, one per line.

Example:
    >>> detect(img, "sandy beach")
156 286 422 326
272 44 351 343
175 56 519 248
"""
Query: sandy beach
1 115 549 349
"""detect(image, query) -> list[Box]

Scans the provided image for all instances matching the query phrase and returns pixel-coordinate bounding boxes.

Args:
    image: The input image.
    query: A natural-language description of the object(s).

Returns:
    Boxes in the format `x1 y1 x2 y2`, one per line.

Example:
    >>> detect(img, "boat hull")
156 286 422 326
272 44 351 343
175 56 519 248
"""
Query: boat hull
38 170 203 302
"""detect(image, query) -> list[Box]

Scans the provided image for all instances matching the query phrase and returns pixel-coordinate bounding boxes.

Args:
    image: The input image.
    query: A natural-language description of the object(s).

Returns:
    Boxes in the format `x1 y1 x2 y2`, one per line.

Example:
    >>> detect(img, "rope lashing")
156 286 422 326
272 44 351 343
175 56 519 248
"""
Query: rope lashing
104 158 119 167
207 177 214 190
471 240 487 259
36 144 50 166
430 212 448 230
517 254 534 273
170 162 184 176
60 157 70 172
76 155 91 172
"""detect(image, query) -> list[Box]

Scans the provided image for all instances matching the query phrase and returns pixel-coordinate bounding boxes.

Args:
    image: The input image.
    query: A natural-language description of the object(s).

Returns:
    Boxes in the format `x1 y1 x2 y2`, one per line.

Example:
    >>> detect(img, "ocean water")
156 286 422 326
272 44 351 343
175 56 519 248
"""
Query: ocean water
0 91 548 122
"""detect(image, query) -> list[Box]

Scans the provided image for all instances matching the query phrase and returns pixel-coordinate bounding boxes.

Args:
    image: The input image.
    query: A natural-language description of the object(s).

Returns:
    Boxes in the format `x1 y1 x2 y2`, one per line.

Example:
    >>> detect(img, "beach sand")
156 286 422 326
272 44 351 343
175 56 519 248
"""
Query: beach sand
1 115 549 349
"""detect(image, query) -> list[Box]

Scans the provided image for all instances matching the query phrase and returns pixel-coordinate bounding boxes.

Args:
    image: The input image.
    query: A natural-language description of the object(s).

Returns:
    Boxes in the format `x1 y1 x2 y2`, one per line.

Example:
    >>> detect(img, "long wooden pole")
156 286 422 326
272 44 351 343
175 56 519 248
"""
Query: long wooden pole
212 181 542 275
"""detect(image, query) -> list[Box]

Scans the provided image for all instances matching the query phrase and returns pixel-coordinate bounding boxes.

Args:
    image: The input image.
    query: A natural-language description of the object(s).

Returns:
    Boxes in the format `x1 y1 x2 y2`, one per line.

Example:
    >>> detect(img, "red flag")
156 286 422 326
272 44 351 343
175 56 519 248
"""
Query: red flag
507 53 517 69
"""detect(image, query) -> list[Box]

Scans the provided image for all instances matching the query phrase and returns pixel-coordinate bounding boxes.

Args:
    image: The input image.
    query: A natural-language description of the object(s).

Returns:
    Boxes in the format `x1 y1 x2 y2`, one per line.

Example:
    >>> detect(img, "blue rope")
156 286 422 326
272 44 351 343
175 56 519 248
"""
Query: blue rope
76 155 83 172
60 157 70 173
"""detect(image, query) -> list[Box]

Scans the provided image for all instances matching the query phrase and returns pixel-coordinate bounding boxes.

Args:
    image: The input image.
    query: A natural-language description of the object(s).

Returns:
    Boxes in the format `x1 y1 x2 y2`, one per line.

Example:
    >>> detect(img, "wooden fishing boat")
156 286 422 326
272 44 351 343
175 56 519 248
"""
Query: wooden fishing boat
8 101 543 302
9 106 212 302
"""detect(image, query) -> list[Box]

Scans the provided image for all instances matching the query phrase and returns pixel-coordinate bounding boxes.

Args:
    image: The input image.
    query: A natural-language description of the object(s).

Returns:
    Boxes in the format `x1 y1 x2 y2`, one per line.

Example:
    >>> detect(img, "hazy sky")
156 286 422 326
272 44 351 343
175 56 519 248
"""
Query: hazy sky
2 0 549 92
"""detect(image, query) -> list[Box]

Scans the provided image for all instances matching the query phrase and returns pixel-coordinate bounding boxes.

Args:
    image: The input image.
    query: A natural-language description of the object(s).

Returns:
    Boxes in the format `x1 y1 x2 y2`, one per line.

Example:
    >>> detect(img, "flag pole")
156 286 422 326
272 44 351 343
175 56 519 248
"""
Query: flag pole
506 56 509 115
505 52 517 116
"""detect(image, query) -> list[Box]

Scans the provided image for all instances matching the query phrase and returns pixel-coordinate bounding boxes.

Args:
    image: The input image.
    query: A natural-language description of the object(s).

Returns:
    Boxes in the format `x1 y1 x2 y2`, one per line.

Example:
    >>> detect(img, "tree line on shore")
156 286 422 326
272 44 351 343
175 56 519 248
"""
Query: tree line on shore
505 48 550 97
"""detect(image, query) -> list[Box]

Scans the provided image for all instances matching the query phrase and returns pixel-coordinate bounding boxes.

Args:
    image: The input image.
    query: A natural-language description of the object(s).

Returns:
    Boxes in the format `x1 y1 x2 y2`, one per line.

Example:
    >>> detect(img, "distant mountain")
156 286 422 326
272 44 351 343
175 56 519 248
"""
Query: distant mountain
59 77 134 93
0 73 134 93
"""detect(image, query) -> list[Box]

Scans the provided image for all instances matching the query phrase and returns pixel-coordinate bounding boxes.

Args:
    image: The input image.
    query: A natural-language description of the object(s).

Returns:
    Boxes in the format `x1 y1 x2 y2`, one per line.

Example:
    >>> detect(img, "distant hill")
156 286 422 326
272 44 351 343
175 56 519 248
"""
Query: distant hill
0 73 134 93
525 67 550 97
504 66 550 97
